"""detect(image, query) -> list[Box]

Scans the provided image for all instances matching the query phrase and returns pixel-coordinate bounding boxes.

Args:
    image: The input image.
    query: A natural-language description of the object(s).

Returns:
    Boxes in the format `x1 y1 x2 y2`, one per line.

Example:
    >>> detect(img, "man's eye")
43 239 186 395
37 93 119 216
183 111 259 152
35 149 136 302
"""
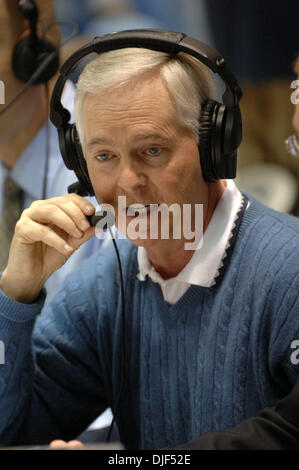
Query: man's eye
145 147 161 156
96 153 111 162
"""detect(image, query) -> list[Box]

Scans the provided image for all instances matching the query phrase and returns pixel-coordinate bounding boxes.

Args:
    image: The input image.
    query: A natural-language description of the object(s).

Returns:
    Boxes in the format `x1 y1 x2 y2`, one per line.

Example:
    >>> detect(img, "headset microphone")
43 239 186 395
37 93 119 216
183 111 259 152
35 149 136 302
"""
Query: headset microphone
86 211 115 229
68 183 115 228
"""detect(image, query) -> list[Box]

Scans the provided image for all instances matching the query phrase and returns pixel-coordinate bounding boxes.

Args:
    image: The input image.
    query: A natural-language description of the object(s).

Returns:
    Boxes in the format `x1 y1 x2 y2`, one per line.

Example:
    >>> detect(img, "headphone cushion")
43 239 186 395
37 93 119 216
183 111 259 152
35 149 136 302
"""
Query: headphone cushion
199 99 219 181
72 126 94 196
70 126 95 196
12 36 59 84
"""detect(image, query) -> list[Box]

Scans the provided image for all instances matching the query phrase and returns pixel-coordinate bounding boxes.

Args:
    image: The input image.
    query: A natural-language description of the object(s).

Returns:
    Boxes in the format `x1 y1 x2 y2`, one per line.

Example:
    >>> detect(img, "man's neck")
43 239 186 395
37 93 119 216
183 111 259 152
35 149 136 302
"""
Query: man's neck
146 240 195 279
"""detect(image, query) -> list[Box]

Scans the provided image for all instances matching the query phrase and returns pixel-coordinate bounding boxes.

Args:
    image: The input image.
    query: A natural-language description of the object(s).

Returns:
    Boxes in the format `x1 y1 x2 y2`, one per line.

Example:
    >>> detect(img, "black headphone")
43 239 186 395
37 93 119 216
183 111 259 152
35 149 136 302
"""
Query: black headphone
12 0 59 85
50 29 243 197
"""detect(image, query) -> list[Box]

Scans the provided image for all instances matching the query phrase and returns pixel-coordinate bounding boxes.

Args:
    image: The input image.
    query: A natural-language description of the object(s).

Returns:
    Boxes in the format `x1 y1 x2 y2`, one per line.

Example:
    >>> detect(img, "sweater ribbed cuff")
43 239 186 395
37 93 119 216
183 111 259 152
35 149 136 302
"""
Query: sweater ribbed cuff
0 282 46 323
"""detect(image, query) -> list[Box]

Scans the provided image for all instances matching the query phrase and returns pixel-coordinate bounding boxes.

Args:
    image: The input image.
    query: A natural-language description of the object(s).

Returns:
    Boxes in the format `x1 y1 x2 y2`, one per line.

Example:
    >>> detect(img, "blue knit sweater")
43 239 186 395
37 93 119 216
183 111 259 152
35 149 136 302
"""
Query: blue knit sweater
0 195 298 449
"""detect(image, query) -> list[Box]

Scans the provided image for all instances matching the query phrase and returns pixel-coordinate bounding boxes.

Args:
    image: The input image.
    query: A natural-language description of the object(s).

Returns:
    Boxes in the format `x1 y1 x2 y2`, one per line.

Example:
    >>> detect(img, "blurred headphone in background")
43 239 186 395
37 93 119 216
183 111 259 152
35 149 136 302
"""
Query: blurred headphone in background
12 0 59 84
50 29 243 196
4 0 60 199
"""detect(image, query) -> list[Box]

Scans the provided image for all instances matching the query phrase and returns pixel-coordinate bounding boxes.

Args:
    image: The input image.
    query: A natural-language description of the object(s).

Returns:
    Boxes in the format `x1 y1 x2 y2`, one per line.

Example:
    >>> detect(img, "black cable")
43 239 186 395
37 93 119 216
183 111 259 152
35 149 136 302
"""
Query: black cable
0 21 79 116
42 20 79 39
42 83 50 200
106 228 127 443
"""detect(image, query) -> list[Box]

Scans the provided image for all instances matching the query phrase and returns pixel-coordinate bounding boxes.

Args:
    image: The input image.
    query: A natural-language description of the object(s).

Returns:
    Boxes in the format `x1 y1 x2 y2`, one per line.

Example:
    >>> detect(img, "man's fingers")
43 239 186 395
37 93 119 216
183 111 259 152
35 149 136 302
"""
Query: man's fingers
28 203 90 238
49 439 68 449
67 440 86 449
27 197 95 237
15 218 75 255
59 200 93 232
49 439 86 449
43 193 95 216
14 193 98 256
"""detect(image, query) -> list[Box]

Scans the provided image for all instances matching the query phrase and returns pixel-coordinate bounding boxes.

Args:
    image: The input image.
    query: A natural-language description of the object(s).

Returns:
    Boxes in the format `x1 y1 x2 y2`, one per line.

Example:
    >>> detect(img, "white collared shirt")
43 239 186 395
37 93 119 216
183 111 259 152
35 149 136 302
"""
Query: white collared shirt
137 180 244 304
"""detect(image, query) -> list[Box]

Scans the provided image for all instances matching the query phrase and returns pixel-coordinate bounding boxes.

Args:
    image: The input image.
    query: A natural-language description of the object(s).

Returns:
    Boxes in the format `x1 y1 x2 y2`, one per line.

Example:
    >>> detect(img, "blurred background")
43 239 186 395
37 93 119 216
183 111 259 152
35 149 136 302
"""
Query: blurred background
54 0 299 216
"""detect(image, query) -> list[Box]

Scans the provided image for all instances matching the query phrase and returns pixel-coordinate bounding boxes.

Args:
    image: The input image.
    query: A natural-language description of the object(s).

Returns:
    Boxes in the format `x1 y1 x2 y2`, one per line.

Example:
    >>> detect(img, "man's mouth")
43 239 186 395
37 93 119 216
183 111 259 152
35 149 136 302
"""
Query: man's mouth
126 204 151 217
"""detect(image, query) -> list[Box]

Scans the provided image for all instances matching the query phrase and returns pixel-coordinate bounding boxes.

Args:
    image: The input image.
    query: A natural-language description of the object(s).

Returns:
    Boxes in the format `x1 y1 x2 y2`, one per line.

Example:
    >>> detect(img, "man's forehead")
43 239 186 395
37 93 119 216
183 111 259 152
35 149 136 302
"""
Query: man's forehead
84 75 172 108
83 95 176 136
80 75 181 143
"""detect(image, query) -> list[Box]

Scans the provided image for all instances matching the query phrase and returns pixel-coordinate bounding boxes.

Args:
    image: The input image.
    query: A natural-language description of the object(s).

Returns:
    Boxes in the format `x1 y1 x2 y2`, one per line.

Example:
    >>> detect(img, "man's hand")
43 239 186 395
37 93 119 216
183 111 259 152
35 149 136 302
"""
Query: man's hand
49 440 86 450
0 193 95 303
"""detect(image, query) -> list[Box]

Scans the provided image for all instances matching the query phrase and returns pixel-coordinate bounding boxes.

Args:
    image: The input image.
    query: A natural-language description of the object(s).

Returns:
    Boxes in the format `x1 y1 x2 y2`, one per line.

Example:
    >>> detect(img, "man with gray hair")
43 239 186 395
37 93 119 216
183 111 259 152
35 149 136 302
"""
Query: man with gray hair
0 35 298 450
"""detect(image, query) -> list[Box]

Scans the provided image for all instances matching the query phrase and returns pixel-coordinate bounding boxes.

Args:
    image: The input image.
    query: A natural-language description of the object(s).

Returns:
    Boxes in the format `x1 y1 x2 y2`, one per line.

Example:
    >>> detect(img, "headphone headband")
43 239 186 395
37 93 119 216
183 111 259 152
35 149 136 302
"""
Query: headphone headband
50 29 242 129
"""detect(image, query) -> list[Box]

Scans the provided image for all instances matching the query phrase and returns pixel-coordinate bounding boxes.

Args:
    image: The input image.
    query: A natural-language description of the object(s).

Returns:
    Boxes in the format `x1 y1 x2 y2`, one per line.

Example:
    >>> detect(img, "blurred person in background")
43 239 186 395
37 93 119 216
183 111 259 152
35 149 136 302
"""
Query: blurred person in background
0 0 104 301
54 0 164 44
54 0 164 80
135 0 212 43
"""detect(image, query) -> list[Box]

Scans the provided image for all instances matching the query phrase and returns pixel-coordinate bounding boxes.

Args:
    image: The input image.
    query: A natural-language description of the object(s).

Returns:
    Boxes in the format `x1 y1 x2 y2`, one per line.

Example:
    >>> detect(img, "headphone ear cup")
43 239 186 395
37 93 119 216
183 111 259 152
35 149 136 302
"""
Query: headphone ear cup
12 36 59 84
216 105 242 179
58 125 95 197
199 99 242 181
223 105 242 155
58 125 74 170
199 99 220 181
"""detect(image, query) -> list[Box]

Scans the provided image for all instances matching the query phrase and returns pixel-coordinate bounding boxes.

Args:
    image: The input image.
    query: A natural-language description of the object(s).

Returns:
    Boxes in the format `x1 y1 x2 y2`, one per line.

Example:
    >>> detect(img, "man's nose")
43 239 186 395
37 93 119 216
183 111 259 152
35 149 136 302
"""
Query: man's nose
117 161 148 194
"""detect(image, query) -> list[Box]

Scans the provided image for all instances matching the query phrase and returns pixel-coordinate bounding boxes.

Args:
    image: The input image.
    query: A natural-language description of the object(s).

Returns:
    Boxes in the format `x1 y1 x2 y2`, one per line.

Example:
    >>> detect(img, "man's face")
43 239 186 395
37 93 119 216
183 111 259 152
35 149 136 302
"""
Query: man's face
82 75 209 248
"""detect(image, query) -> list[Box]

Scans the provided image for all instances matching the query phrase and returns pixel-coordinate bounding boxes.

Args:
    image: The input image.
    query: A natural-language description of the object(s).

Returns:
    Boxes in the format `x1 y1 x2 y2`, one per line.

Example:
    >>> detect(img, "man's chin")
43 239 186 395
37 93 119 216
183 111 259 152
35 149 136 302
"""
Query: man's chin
128 236 160 248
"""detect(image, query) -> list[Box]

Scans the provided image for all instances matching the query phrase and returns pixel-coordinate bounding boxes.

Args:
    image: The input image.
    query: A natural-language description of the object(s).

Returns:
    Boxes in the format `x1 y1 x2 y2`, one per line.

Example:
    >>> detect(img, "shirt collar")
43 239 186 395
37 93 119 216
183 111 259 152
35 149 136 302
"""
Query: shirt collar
137 180 243 288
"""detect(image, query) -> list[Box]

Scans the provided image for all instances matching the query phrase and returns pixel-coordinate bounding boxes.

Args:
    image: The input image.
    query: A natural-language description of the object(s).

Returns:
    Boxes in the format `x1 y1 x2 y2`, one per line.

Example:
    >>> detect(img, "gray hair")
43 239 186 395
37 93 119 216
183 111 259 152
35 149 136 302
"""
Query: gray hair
74 47 214 147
